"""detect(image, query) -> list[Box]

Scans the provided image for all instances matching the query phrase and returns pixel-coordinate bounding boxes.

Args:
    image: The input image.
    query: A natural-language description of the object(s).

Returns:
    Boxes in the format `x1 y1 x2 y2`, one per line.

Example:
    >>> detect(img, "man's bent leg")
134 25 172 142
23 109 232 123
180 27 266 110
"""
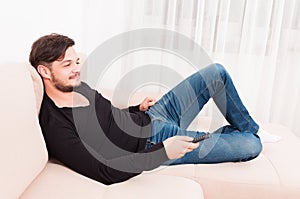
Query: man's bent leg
168 128 262 164
147 63 259 134
148 121 262 164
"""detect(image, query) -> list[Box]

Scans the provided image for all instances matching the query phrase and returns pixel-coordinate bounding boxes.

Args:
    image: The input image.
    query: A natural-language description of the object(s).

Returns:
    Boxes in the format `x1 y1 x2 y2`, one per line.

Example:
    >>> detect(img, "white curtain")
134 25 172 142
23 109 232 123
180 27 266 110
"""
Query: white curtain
116 0 300 136
0 0 298 135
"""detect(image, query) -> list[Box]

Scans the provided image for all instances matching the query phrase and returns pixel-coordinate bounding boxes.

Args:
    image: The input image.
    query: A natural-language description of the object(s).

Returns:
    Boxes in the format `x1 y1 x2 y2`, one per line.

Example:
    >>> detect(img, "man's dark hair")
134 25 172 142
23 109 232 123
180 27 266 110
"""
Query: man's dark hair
29 33 75 69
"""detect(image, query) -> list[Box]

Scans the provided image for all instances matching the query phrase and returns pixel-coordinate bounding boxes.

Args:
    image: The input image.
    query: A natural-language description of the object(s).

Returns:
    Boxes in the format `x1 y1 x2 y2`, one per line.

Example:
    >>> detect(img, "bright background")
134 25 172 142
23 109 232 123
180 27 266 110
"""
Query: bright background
0 0 299 137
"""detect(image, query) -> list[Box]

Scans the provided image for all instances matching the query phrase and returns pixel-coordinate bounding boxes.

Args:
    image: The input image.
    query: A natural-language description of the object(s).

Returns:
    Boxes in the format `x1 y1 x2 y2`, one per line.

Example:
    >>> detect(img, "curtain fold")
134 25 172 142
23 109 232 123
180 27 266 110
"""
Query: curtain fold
121 0 300 136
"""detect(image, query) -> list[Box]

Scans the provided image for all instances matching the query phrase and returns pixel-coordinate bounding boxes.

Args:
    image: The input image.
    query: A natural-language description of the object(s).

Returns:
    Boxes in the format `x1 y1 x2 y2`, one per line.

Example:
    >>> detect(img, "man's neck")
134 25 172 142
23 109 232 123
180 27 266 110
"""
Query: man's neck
45 85 89 108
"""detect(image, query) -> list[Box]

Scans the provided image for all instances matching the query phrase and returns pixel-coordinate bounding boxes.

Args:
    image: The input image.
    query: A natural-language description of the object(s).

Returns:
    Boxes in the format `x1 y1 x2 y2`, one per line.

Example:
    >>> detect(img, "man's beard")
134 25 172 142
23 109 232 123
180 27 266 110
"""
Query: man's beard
52 74 81 92
54 83 80 92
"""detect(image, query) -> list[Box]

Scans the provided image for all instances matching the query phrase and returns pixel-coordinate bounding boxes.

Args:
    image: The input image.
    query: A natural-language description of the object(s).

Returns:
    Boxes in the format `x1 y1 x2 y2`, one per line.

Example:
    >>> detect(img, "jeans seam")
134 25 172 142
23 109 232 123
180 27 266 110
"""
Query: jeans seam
179 78 257 133
178 81 214 127
222 81 258 132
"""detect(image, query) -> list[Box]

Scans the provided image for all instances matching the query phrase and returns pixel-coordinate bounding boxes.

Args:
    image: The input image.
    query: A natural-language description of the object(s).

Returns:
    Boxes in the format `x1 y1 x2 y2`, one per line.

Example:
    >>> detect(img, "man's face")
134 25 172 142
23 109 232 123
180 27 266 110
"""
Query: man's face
49 47 81 92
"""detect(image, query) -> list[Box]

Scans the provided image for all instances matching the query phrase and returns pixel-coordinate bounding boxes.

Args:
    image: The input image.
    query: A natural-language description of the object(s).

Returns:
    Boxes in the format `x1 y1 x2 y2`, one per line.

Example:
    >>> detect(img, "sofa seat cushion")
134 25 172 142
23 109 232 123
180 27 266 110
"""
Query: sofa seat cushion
21 162 204 199
153 155 281 197
259 123 300 198
151 123 300 199
20 162 107 199
104 173 203 199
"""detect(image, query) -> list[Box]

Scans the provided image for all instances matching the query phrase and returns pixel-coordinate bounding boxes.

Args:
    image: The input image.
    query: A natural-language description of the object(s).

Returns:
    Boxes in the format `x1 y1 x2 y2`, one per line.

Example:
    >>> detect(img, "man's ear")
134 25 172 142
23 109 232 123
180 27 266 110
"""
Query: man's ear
37 65 51 79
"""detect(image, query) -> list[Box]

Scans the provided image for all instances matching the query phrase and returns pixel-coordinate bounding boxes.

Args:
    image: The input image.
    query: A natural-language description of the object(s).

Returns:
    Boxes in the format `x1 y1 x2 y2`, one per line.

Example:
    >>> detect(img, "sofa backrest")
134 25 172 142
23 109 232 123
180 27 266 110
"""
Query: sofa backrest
0 63 48 198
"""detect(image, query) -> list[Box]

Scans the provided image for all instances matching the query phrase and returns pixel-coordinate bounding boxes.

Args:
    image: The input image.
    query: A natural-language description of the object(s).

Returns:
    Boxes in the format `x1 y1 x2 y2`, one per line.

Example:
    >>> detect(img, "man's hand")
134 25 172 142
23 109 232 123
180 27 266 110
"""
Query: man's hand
139 97 157 111
163 136 199 160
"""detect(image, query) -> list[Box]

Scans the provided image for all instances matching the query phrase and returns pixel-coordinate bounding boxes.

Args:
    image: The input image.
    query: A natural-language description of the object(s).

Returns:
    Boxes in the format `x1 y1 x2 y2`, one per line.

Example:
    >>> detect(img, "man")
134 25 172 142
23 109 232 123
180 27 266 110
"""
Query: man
30 33 264 185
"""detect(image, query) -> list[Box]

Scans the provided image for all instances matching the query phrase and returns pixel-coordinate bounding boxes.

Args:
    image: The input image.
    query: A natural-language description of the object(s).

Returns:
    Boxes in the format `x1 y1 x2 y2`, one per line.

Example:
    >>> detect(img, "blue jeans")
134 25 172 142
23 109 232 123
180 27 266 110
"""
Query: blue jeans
145 63 262 164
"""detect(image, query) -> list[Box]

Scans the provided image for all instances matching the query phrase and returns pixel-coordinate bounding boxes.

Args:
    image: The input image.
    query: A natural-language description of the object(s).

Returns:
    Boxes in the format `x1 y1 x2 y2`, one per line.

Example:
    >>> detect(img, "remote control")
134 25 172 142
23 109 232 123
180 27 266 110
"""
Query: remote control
192 133 210 143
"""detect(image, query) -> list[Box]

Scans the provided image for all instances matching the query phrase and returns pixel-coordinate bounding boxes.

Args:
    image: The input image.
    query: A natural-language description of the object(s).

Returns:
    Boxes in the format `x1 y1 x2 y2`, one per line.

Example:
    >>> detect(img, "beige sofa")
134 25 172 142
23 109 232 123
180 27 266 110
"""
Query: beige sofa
1 63 299 199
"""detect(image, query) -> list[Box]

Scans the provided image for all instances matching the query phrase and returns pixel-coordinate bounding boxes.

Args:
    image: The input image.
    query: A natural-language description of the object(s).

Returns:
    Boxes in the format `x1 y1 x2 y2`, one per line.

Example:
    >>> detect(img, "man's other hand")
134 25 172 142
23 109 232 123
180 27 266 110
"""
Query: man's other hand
139 97 157 111
163 136 199 160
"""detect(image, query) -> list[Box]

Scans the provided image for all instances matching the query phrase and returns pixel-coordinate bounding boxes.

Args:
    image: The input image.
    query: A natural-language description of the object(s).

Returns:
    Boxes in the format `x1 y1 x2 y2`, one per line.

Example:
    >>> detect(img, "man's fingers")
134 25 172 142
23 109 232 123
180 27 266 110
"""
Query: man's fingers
163 135 200 160
148 101 156 106
140 97 157 111
147 98 156 106
183 142 199 150
190 142 200 149
185 148 193 153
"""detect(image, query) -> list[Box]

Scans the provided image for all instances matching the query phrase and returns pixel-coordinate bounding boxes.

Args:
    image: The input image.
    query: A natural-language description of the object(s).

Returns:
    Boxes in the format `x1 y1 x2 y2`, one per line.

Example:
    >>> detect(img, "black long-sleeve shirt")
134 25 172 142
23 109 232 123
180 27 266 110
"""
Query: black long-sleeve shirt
39 82 168 185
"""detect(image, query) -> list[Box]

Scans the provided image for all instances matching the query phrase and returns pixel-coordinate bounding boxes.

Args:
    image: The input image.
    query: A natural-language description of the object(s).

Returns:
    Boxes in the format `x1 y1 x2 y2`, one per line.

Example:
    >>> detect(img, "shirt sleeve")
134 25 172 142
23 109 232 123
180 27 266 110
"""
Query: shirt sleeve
128 104 140 113
43 123 169 185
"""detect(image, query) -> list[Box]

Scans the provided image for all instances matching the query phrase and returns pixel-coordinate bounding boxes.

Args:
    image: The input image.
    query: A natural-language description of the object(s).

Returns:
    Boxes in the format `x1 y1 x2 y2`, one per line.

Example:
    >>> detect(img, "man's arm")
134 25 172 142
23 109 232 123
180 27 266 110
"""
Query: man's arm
43 123 198 185
128 97 157 112
43 124 169 185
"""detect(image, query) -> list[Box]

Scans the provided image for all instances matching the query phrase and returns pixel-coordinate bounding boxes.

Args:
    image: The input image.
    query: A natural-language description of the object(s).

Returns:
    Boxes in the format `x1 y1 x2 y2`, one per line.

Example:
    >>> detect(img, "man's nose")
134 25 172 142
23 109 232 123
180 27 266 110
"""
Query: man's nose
72 63 81 73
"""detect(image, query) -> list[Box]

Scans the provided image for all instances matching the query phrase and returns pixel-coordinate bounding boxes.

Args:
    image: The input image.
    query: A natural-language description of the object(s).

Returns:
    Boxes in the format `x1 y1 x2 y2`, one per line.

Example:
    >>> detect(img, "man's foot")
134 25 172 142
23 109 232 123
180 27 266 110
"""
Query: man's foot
257 128 282 143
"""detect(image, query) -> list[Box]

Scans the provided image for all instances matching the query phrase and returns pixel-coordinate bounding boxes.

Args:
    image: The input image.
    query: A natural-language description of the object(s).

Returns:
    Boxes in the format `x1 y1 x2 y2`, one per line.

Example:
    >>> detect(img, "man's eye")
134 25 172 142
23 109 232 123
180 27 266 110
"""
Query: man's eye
76 61 80 65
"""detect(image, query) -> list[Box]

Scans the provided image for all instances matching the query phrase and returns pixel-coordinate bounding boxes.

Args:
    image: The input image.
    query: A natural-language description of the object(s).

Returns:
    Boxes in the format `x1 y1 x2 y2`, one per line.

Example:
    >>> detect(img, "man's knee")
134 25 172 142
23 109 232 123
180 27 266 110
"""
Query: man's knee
214 63 230 79
240 135 262 161
202 63 229 81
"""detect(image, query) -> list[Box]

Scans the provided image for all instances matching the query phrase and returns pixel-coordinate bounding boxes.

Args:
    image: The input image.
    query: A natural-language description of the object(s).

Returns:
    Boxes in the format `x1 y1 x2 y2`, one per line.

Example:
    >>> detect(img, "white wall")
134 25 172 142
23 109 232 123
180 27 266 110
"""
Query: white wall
0 0 127 64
